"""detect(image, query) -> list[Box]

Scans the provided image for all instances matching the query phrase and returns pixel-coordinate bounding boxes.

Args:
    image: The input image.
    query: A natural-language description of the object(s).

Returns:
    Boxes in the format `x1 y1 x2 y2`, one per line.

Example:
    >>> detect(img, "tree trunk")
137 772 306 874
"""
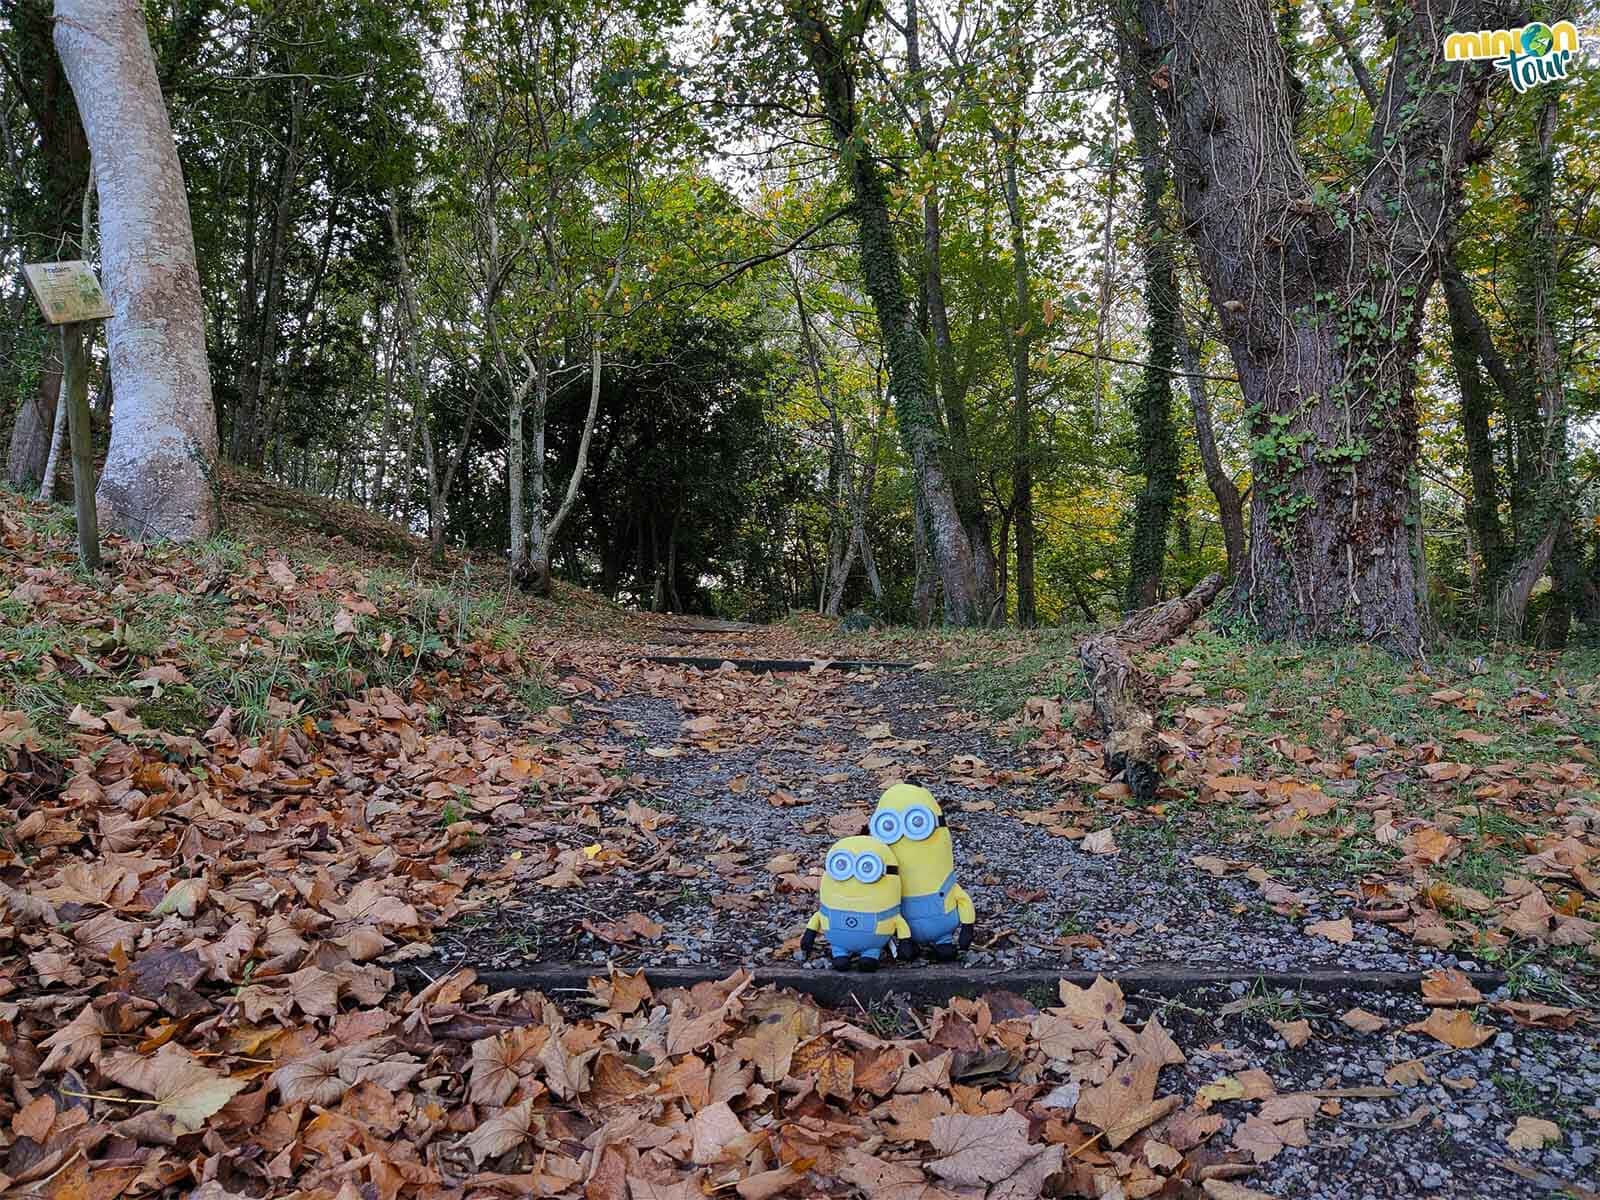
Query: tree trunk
1132 0 1513 653
989 19 1037 629
518 256 621 595
234 79 304 468
38 368 69 501
904 0 998 614
1440 257 1511 592
1119 49 1179 611
1177 316 1246 578
55 0 220 542
790 0 982 625
7 349 59 490
911 486 937 628
60 321 101 569
1494 90 1567 641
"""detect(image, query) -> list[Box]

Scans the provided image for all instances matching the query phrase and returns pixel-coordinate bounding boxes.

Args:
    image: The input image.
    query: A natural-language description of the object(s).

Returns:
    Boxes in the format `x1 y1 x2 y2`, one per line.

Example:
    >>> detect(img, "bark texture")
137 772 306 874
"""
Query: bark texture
1131 0 1515 652
1080 573 1222 802
6 356 59 490
55 0 220 541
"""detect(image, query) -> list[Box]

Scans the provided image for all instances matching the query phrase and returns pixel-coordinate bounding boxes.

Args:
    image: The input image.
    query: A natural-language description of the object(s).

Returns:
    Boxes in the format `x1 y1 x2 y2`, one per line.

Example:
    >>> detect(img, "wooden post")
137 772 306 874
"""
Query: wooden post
60 321 101 571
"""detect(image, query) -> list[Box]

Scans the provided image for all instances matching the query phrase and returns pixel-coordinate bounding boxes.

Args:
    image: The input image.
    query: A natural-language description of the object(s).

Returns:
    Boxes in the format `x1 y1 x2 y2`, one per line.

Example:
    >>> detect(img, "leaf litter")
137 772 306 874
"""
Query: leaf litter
1 490 1597 1197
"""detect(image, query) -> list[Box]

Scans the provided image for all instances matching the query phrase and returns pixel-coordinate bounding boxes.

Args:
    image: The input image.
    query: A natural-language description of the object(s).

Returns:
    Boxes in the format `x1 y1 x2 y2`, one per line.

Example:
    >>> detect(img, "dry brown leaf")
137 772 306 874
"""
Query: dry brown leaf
1056 975 1125 1025
927 1109 1053 1188
735 1165 803 1200
894 1051 952 1094
1269 1018 1312 1048
1505 1116 1560 1150
462 1098 538 1165
688 1100 745 1164
102 1044 247 1133
1075 1055 1163 1145
13 1096 55 1142
1406 1008 1493 1049
1383 1059 1431 1087
39 1002 105 1072
470 1025 550 1106
1305 917 1353 944
1340 1007 1387 1034
1420 969 1483 1007
1203 1181 1277 1200
1081 828 1118 855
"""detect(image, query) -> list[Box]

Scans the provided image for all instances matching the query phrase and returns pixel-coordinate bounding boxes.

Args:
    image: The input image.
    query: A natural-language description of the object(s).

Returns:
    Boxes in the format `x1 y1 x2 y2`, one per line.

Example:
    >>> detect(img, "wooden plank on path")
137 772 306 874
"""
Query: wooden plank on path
399 961 1507 1008
643 655 917 673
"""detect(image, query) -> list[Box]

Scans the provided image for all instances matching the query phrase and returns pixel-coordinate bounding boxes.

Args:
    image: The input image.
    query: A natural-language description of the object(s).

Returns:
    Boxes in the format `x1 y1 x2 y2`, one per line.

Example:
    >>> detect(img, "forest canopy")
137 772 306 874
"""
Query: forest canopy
3 0 1597 645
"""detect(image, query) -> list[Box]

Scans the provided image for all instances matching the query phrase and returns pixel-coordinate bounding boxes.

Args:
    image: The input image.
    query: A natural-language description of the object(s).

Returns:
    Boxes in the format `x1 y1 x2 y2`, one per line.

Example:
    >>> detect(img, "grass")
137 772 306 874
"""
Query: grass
1491 1071 1545 1117
0 484 618 760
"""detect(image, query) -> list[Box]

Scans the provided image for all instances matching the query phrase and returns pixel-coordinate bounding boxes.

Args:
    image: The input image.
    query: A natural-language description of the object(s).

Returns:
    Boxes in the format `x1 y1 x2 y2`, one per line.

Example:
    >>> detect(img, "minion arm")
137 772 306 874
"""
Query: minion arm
948 884 976 949
799 911 827 959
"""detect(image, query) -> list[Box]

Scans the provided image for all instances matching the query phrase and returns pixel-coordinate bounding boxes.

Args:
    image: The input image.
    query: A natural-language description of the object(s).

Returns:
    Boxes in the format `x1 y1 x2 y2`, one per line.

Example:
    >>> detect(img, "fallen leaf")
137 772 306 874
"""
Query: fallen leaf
102 1044 248 1133
1081 828 1118 855
463 1098 538 1164
1505 1115 1560 1151
1305 917 1353 944
927 1109 1061 1189
1340 1007 1387 1034
1407 1008 1493 1049
1384 1059 1431 1087
1269 1019 1312 1048
1420 969 1483 1007
689 1100 745 1164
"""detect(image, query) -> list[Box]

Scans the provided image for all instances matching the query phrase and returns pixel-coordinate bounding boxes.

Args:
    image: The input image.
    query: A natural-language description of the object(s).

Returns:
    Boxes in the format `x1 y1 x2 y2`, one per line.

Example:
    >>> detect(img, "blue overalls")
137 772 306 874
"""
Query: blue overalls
821 902 901 958
902 870 961 945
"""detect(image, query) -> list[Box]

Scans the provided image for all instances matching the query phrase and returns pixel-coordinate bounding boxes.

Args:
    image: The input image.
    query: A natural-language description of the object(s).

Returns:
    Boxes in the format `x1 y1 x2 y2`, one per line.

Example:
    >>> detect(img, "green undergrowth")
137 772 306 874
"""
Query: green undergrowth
1152 631 1600 765
0 486 617 757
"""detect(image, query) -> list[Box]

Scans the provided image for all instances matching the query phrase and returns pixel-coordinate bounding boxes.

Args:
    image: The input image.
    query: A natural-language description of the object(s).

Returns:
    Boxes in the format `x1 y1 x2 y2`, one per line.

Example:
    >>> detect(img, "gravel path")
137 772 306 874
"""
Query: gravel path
440 669 1497 980
1136 983 1599 1199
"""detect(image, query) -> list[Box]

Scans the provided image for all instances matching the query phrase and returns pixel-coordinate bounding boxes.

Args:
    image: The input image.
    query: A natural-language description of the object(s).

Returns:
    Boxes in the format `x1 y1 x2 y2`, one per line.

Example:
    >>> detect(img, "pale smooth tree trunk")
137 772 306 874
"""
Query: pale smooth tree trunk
38 373 69 501
55 0 219 541
518 255 623 595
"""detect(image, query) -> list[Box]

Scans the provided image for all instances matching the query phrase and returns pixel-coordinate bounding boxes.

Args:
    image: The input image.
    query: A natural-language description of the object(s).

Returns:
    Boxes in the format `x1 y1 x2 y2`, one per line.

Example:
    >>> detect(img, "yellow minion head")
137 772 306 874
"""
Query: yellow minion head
818 835 902 911
868 783 955 896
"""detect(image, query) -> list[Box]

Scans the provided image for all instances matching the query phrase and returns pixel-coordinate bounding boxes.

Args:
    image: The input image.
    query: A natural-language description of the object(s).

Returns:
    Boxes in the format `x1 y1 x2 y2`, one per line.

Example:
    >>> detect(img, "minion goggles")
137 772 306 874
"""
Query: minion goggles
869 805 948 845
825 848 899 883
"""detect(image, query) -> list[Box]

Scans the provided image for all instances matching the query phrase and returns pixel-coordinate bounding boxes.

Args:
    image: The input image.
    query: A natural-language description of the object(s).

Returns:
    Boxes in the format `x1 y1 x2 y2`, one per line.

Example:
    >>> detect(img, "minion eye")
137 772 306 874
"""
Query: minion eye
904 805 936 841
870 809 903 843
854 852 885 883
826 850 855 881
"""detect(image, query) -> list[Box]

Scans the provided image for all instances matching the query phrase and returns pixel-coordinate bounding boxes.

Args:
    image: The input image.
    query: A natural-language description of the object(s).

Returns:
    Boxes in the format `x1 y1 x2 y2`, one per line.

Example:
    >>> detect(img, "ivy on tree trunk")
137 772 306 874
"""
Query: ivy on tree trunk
1131 0 1517 653
788 0 982 625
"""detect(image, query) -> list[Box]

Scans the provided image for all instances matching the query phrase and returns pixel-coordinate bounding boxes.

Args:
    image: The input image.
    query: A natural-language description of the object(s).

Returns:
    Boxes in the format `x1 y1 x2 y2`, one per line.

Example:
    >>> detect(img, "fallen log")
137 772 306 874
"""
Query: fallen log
1080 573 1223 803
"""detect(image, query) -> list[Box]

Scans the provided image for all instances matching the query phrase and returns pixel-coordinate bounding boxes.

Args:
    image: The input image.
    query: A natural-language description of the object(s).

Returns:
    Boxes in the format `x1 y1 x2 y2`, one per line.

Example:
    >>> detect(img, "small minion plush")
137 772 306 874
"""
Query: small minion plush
868 783 975 960
799 835 910 972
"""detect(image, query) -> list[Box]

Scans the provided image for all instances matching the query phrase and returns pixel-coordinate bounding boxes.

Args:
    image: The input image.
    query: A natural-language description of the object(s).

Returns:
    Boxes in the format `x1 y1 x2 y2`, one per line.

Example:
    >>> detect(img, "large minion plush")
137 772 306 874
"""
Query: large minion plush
868 783 975 960
800 836 909 972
